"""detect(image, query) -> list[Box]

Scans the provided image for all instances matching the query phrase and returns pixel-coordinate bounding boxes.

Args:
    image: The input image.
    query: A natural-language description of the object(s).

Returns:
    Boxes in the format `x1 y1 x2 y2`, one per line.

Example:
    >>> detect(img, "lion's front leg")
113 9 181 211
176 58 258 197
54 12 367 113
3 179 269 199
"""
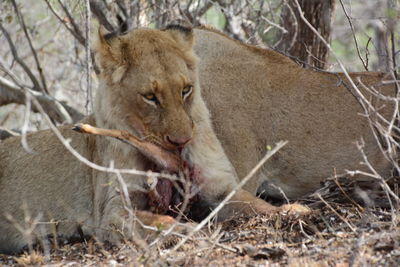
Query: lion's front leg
93 183 194 245
135 210 195 236
95 200 194 244
226 189 310 218
93 194 135 244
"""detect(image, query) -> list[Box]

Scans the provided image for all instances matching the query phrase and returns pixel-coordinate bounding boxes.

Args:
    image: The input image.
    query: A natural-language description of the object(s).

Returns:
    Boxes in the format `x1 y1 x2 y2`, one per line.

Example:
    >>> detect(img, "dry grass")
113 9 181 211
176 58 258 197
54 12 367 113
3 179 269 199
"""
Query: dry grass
13 251 44 266
1 177 398 266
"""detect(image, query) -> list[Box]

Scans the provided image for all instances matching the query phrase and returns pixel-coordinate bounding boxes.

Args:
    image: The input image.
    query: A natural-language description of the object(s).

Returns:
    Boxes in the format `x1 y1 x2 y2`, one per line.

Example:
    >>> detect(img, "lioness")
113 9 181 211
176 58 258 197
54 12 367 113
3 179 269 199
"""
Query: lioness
194 27 395 199
0 25 306 254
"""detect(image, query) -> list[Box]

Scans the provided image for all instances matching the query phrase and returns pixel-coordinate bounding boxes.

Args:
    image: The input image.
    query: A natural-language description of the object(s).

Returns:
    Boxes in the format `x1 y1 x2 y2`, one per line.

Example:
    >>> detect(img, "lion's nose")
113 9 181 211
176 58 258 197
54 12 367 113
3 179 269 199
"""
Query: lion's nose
166 135 192 147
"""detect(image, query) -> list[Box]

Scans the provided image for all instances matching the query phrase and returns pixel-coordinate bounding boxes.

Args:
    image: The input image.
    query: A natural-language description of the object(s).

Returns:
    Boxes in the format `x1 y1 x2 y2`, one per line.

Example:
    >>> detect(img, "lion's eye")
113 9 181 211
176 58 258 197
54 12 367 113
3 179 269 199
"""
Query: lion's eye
142 93 159 106
182 85 193 100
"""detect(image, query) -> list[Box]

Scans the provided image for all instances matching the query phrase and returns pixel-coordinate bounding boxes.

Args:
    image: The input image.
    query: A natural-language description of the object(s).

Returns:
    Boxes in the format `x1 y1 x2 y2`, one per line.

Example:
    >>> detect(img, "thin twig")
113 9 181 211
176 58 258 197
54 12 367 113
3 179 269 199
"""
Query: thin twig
5 203 42 254
11 0 49 94
57 0 86 45
317 194 356 233
390 25 400 135
21 90 34 153
298 219 313 240
292 0 365 99
355 139 399 204
44 0 86 45
84 0 92 114
0 22 42 92
261 14 288 34
333 177 364 212
148 172 199 248
338 0 368 71
391 31 399 93
44 0 100 74
24 93 180 183
169 140 288 253
294 0 399 208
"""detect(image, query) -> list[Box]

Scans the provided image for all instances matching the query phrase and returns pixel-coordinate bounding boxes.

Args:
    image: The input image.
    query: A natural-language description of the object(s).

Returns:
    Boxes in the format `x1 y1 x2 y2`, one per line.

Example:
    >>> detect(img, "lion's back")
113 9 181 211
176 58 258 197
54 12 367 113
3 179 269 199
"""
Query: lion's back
194 28 394 198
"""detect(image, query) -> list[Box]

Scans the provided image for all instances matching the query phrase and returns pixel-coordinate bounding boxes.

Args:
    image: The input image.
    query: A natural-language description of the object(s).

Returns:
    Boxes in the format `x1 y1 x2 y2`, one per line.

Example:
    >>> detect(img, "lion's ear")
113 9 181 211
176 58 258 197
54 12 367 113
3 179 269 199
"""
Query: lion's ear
164 21 194 50
95 26 127 67
94 26 128 83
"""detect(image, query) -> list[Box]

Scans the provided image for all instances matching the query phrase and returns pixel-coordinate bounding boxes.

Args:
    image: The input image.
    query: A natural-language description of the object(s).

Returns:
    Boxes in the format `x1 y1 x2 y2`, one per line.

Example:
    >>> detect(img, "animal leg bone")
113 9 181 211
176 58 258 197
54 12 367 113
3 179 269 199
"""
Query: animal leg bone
72 123 181 172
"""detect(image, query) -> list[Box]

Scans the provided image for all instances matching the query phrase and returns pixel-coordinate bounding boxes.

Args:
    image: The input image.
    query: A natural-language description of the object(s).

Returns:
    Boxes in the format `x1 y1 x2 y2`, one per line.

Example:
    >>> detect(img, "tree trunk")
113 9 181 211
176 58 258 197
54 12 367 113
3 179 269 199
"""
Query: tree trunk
276 0 336 69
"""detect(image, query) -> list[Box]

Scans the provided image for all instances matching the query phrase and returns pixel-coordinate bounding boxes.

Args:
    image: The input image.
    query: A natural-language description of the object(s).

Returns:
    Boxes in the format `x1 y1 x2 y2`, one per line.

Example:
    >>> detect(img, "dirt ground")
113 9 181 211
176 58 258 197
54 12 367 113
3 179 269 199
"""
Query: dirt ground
1 178 399 266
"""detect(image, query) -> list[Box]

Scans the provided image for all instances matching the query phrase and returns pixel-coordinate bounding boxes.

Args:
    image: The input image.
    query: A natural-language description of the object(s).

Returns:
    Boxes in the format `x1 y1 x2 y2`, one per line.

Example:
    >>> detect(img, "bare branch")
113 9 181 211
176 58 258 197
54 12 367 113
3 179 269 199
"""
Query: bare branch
44 0 100 74
0 22 43 92
338 0 369 71
26 91 179 182
21 89 34 153
116 0 135 31
11 0 49 94
57 0 86 45
0 76 83 123
89 0 116 32
44 0 86 46
179 1 213 25
84 0 92 114
390 28 399 94
317 194 357 232
0 127 18 140
196 1 213 18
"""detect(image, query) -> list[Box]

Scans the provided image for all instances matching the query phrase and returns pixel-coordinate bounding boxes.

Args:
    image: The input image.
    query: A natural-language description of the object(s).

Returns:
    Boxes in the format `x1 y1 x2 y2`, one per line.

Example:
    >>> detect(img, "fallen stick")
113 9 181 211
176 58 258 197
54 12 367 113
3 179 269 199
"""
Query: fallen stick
72 123 181 172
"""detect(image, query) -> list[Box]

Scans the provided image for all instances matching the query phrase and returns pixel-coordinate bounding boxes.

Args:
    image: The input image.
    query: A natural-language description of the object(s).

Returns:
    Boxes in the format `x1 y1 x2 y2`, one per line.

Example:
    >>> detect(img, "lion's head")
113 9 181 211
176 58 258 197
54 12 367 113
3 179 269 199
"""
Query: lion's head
94 25 199 151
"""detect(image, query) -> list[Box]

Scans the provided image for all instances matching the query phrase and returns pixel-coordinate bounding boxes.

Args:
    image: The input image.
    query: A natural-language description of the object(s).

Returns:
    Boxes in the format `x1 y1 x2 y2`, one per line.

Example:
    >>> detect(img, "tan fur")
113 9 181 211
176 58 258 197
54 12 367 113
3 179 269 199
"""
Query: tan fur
194 27 395 199
1 25 392 253
0 26 302 254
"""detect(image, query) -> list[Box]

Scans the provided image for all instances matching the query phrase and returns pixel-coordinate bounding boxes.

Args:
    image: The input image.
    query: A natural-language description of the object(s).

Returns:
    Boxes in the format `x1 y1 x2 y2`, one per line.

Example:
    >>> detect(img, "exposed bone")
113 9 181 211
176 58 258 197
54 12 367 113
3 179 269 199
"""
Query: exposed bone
72 123 181 172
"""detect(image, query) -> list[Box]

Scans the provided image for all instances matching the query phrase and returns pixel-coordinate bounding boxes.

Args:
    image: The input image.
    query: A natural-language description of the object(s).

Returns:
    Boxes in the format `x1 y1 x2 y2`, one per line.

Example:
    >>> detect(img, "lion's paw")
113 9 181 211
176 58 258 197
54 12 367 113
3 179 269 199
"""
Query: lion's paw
279 203 311 216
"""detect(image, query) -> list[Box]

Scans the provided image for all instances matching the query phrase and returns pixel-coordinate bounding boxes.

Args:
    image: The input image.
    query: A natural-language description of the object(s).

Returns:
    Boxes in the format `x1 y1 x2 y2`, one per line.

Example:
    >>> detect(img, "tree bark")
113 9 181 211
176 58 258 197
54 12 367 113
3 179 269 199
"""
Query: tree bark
0 77 83 124
276 0 336 69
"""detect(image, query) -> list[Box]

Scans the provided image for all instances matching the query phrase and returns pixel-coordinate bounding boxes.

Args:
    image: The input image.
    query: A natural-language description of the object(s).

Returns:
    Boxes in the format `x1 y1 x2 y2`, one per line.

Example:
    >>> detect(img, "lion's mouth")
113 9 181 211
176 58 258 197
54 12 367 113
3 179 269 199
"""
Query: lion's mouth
72 123 182 172
139 136 201 216
72 124 199 215
142 134 182 153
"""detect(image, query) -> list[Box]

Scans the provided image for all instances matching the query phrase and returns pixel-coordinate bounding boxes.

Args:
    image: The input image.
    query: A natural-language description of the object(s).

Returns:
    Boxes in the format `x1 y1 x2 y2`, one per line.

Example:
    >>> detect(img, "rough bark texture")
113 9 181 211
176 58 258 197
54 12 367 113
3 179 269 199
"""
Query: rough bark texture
0 77 83 124
277 0 336 69
369 0 397 72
